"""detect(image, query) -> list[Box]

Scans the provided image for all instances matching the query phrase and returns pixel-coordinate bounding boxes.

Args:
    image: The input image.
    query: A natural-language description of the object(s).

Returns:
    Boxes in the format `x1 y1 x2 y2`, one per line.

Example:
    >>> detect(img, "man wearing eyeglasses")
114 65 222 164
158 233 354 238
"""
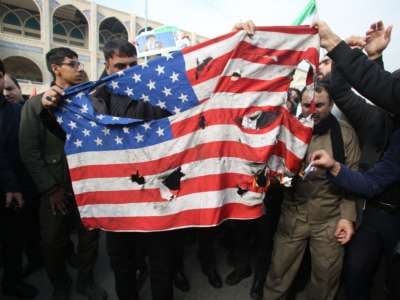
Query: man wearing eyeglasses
19 47 107 300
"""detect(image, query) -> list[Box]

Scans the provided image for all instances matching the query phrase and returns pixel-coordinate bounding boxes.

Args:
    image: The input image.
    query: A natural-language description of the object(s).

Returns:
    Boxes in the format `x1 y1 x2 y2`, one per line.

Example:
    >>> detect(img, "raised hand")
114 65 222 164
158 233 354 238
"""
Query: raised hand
365 20 393 59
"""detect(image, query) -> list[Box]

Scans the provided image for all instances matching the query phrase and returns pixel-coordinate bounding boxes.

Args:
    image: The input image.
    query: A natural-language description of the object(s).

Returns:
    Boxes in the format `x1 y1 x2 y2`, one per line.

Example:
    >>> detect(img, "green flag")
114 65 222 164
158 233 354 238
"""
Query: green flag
292 0 318 25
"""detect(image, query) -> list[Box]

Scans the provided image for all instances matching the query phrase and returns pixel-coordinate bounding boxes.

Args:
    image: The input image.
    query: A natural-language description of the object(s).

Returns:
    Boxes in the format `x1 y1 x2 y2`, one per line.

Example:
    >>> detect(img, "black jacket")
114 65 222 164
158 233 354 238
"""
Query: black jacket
0 95 36 195
328 41 400 116
328 55 400 206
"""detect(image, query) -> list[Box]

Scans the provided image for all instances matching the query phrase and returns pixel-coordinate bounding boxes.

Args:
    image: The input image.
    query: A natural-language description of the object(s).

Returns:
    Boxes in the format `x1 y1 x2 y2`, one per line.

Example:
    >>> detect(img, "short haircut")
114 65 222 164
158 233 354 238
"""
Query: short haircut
0 59 5 74
5 73 20 89
103 38 137 61
46 47 78 78
300 79 332 103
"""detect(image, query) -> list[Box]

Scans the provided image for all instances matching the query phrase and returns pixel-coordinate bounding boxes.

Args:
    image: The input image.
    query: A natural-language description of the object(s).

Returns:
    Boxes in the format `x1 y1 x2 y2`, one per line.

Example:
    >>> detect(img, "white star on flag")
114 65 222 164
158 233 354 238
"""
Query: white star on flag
173 106 181 114
156 100 166 109
56 116 63 124
94 137 103 146
135 132 144 143
178 93 188 103
112 116 120 120
142 122 151 131
65 98 72 104
147 80 156 90
141 94 150 102
89 121 97 127
111 81 119 89
102 127 110 136
140 62 148 69
74 139 83 147
68 121 77 129
114 136 123 144
170 72 179 82
117 70 124 76
82 129 91 137
76 92 85 98
132 73 141 83
155 65 165 75
122 127 130 134
162 87 172 97
125 87 134 97
162 52 173 60
156 127 164 137
80 104 89 113
96 114 105 120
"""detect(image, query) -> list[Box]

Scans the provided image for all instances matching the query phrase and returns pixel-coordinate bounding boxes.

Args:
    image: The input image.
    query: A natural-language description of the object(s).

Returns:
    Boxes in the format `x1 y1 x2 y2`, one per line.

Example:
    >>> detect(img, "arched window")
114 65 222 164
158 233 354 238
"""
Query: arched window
54 23 67 36
53 5 88 48
3 56 43 83
3 12 21 26
1 3 41 39
25 16 40 30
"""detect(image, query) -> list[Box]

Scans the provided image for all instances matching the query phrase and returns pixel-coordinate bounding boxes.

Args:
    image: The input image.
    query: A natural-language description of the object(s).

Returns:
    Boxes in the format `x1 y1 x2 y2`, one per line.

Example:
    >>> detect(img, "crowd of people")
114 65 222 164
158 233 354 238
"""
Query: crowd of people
0 18 399 300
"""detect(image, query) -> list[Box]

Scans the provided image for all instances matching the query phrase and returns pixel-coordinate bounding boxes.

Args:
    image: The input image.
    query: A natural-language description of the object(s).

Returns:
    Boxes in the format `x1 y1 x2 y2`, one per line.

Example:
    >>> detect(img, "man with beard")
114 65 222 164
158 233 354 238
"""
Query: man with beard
263 80 360 300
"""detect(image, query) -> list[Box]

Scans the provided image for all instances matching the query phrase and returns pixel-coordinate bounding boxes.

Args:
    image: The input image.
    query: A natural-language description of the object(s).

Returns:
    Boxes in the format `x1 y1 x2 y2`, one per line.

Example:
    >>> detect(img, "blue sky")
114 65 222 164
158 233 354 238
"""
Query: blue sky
95 0 399 71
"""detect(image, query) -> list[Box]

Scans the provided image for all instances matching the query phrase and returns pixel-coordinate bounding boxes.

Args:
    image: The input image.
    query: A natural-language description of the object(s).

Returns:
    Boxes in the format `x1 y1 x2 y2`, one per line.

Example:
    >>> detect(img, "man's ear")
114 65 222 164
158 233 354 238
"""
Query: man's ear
104 61 111 75
51 63 60 76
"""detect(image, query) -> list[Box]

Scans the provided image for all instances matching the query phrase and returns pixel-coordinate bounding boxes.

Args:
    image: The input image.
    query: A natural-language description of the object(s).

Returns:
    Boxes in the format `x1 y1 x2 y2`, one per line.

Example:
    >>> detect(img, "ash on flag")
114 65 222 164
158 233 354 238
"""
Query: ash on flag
54 26 319 232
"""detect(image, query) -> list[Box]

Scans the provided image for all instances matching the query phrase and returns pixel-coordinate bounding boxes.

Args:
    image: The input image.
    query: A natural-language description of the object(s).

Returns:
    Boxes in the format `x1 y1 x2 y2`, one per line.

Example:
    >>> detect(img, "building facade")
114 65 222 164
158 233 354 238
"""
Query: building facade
0 0 207 95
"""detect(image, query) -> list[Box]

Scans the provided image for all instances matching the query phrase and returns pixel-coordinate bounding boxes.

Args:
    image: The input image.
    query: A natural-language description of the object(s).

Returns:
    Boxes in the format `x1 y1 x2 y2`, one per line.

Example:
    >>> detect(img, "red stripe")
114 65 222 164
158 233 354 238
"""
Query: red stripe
81 202 264 231
182 31 238 54
186 51 232 86
70 141 275 181
255 26 318 35
171 106 312 143
70 137 303 182
184 41 318 89
75 173 264 206
232 41 319 67
215 76 291 94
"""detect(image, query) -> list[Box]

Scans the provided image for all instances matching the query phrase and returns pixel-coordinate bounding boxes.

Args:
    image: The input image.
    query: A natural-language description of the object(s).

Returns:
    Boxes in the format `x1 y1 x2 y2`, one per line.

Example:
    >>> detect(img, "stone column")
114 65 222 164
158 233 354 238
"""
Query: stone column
41 0 52 85
129 14 137 43
89 1 98 80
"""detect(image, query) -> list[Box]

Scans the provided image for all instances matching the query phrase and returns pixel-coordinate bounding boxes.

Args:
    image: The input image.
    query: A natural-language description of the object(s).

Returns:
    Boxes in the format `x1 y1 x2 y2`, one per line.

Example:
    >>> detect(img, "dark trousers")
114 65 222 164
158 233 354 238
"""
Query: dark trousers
197 227 219 271
39 194 99 290
0 205 25 290
253 187 283 284
343 205 400 300
107 231 175 300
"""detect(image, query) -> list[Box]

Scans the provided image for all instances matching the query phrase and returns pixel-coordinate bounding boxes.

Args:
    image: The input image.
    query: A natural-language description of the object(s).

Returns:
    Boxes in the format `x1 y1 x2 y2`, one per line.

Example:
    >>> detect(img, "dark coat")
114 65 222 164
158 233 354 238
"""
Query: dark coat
19 93 69 195
0 95 36 195
328 41 400 116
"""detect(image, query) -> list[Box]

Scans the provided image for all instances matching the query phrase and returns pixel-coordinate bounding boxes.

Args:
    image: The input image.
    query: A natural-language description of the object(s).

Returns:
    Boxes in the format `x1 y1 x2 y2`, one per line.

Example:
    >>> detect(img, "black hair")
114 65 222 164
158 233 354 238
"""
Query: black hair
46 47 78 79
300 79 332 103
103 38 137 61
5 73 20 89
288 87 301 100
0 59 5 75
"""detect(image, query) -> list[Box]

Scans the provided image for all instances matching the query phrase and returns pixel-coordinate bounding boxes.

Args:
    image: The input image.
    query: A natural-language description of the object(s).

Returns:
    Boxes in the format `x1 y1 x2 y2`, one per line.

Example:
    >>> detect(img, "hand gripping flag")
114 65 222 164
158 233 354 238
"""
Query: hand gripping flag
55 26 319 232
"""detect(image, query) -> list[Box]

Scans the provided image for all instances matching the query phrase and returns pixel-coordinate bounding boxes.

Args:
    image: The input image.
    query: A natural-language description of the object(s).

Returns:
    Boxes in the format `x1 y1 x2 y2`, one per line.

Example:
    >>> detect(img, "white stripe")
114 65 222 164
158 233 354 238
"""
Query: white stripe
72 157 268 194
68 122 309 169
224 58 297 81
245 31 319 55
78 188 263 218
191 76 219 102
171 91 287 123
183 31 246 70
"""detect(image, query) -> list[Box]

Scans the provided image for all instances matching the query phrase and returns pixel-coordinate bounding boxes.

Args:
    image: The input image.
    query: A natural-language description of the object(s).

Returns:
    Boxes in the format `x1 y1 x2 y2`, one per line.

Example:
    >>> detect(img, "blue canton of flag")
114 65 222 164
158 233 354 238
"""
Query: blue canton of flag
54 51 196 156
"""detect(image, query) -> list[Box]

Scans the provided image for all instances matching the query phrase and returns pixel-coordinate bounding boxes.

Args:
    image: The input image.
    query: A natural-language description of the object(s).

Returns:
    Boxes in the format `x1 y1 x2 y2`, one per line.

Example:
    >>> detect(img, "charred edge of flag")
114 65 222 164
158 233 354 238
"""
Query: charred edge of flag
131 170 145 185
195 56 213 80
162 167 185 191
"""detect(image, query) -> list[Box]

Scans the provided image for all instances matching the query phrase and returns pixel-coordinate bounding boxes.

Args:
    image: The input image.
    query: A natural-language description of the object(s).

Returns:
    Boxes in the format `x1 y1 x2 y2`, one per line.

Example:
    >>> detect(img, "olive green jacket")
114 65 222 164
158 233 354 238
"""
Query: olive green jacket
19 93 69 195
283 120 361 224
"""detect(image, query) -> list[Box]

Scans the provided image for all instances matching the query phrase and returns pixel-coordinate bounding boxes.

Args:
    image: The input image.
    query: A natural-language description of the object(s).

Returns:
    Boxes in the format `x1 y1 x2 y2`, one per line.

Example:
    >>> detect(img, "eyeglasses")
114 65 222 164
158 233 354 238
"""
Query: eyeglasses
60 61 84 70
